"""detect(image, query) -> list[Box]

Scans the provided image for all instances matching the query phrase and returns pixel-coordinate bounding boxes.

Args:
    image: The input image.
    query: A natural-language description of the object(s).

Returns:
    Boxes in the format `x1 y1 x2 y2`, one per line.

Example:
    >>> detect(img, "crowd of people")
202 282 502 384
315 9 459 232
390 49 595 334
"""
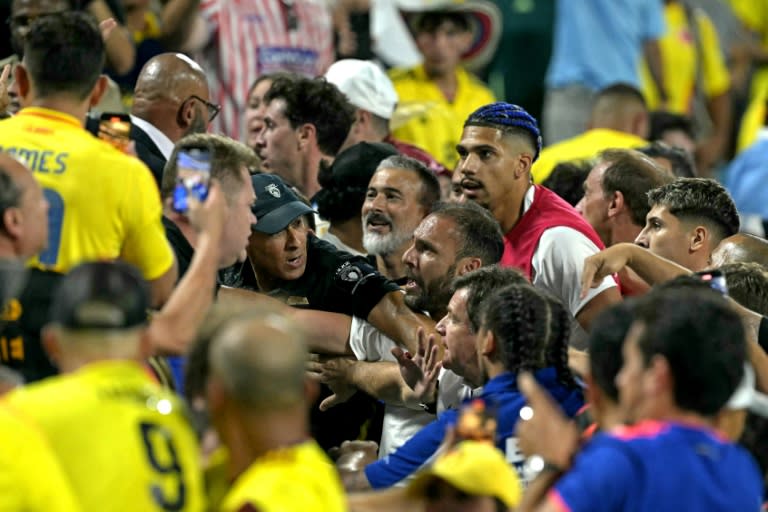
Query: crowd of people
1 0 768 511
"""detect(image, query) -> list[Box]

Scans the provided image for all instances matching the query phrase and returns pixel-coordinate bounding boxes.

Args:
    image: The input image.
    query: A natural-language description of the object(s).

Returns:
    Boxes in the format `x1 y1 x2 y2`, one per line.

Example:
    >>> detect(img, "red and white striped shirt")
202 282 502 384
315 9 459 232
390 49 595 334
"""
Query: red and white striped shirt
198 0 334 141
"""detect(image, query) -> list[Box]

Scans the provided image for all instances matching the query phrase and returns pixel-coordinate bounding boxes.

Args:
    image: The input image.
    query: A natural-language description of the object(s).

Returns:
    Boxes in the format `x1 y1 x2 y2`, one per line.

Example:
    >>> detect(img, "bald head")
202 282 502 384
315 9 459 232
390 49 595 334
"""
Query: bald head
208 314 307 410
712 233 768 269
589 83 649 138
133 53 207 104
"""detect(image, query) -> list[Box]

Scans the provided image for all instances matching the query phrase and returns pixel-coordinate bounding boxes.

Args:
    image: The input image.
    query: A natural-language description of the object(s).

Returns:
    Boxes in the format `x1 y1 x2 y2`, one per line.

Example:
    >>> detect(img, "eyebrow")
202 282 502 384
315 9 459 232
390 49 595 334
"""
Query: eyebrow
414 237 438 253
368 186 403 195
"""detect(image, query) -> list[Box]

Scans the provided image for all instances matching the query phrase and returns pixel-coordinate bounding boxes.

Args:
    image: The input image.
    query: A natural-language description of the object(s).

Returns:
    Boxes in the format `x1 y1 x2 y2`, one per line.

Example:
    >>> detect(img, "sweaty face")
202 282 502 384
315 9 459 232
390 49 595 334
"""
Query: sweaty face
220 167 257 267
415 20 470 78
254 99 302 187
575 162 611 245
362 168 429 257
435 288 483 387
635 204 695 269
454 126 529 225
402 215 460 316
244 79 272 151
247 216 309 285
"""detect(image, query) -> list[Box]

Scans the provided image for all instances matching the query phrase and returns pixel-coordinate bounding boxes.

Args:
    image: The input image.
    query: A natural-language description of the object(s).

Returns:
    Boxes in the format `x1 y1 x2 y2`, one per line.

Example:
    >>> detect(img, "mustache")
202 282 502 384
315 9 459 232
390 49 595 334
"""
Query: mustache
460 177 483 188
364 211 393 226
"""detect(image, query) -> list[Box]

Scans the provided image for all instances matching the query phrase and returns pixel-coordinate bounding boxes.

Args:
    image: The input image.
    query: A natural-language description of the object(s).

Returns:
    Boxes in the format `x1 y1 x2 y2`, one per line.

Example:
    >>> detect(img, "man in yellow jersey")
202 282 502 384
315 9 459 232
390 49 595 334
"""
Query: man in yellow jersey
0 11 177 307
533 84 650 184
0 404 81 511
5 261 206 511
206 311 346 512
390 7 496 169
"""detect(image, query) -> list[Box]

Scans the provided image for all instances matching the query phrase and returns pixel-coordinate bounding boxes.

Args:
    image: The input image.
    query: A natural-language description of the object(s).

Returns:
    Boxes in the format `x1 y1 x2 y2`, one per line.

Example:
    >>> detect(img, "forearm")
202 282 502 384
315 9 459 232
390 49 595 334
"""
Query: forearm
706 92 732 142
624 244 691 284
347 361 413 406
88 0 136 75
519 470 562 512
149 230 219 355
643 40 667 103
160 0 201 49
367 292 435 353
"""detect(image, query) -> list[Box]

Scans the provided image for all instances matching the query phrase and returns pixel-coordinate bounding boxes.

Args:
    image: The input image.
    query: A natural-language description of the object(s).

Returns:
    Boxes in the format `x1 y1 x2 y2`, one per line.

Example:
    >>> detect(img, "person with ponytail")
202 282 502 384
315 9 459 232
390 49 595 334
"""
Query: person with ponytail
340 276 584 491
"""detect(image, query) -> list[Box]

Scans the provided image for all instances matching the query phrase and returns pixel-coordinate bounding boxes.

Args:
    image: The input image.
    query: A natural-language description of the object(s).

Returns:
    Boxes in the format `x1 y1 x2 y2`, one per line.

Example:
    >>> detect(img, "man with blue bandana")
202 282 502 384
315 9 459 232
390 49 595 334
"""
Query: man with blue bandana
453 102 620 343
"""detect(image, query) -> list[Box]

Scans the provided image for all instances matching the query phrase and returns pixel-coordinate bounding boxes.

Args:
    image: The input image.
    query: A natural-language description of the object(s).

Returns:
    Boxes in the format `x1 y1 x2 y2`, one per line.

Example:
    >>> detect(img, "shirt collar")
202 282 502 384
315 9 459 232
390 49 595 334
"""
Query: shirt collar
130 115 175 160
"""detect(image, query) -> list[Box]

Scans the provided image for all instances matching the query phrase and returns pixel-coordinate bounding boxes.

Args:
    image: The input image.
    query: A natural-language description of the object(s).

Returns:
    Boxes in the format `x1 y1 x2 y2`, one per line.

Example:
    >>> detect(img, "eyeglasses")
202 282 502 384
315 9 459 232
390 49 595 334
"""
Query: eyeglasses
185 95 221 123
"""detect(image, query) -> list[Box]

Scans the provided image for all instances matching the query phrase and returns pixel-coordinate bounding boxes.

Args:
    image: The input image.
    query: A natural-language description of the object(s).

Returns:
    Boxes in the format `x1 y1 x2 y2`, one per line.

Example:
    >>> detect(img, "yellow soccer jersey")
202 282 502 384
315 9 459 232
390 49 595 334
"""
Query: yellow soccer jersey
532 129 647 184
0 107 174 279
0 404 80 511
390 65 495 169
221 440 346 512
6 360 205 512
639 3 730 114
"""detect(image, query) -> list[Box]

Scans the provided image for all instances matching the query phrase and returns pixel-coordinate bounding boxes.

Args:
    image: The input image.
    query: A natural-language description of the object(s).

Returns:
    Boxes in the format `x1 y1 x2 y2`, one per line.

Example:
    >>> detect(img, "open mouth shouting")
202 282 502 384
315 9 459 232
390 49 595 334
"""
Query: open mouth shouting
364 212 393 235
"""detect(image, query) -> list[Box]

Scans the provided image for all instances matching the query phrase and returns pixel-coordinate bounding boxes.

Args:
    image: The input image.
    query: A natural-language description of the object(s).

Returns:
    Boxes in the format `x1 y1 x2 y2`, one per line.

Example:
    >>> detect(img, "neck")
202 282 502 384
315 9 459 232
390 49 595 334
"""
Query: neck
219 406 309 482
608 217 643 247
497 183 532 234
132 106 183 144
328 219 365 254
374 241 411 280
249 259 280 293
0 239 21 260
646 408 717 430
425 66 458 101
28 97 89 125
481 359 507 387
593 399 625 431
302 150 326 199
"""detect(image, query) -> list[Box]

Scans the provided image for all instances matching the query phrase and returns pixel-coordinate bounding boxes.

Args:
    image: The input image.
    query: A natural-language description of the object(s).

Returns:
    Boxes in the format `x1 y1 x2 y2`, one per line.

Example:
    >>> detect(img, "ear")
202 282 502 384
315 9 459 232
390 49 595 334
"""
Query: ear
88 75 109 108
41 326 62 366
633 111 650 139
176 97 195 130
647 354 672 399
455 256 482 276
14 64 30 100
2 207 22 240
689 225 708 253
297 123 316 150
480 329 496 357
607 190 624 219
515 153 533 179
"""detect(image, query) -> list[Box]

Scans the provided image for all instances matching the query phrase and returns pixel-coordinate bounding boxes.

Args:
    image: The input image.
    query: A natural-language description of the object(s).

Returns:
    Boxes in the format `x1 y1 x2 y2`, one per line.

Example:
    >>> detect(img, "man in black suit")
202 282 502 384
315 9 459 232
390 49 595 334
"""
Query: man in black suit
130 52 218 185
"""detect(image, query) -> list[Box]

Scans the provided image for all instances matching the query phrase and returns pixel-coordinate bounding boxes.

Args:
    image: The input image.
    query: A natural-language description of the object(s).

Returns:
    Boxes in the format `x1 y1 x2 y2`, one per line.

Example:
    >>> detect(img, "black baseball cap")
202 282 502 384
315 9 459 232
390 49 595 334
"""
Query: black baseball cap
251 174 314 235
49 261 150 330
320 142 398 189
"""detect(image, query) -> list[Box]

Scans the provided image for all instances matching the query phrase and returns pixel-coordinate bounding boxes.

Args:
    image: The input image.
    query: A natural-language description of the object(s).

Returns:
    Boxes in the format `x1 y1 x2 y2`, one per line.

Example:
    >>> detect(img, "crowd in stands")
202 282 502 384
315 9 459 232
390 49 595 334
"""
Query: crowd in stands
2 0 768 511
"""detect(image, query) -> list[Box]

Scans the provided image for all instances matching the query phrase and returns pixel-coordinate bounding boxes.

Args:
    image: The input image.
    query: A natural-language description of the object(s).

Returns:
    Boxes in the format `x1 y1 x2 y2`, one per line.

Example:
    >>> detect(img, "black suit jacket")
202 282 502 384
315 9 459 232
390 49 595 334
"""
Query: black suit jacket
130 123 168 187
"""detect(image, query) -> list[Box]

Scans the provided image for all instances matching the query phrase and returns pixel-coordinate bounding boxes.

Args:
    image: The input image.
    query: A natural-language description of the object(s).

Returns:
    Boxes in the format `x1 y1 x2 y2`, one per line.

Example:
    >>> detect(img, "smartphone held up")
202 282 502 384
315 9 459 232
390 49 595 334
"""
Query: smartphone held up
173 145 212 213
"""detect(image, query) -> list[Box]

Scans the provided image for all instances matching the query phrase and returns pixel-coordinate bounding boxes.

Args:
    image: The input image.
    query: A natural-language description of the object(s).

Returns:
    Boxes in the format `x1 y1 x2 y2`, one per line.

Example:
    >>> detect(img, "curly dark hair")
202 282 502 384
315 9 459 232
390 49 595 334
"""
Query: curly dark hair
451 266 528 333
647 178 740 244
264 76 355 156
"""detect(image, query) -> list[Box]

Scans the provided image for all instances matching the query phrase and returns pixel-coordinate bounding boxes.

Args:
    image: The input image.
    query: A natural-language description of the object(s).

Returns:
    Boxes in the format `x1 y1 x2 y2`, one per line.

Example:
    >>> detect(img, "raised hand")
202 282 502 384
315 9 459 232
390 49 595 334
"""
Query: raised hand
391 326 441 404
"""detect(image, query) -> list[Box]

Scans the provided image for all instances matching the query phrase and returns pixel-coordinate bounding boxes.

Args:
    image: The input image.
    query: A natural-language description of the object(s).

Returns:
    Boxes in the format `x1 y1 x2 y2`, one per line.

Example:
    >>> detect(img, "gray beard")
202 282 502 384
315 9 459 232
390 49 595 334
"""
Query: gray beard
362 230 412 256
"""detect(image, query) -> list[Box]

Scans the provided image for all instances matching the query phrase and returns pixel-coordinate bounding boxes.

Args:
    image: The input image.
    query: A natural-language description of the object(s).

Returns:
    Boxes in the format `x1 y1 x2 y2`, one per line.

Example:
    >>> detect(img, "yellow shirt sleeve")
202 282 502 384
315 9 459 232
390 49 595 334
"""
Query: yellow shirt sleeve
697 12 731 99
119 158 176 281
0 406 81 512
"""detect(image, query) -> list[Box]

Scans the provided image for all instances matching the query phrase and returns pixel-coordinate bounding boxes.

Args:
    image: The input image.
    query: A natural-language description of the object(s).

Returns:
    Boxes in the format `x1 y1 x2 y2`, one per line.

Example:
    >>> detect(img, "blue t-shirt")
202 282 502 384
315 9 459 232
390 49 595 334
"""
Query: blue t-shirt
365 368 584 489
552 420 763 512
724 135 768 219
545 0 665 90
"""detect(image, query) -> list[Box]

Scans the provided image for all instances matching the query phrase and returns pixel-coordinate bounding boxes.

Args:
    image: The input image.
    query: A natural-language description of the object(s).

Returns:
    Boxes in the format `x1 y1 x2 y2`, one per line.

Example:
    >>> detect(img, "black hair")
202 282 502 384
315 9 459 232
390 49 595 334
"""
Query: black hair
649 111 695 142
451 265 528 333
23 12 105 100
542 161 590 207
264 76 355 156
430 201 504 265
376 155 441 211
413 11 470 33
638 142 697 178
647 178 740 243
587 301 637 403
633 287 745 416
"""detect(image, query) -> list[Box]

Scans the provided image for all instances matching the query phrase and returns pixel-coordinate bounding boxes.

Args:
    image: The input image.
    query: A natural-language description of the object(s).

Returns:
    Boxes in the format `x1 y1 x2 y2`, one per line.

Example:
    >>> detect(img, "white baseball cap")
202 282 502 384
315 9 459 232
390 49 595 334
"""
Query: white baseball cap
325 59 399 120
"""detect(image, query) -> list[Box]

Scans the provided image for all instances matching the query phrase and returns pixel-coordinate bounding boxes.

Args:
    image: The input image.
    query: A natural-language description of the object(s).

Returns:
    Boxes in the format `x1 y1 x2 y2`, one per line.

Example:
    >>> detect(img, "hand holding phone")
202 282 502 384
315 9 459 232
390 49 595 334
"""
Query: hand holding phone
98 113 131 152
173 146 212 213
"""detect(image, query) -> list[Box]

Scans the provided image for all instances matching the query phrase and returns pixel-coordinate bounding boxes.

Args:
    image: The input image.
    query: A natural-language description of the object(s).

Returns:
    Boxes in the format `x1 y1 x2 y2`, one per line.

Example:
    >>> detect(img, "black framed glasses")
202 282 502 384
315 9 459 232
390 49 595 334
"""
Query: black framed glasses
186 95 221 123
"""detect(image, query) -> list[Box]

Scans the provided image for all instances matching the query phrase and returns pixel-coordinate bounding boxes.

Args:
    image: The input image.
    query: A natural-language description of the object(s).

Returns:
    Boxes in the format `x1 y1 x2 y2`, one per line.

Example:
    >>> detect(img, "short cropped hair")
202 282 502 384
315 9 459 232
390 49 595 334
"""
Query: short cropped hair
638 142 697 178
161 134 258 202
23 12 105 100
587 301 636 403
634 288 745 416
594 83 647 109
264 76 355 156
649 111 695 142
542 161 590 207
430 201 504 266
599 149 674 226
376 155 441 210
647 178 740 243
719 262 768 316
451 265 528 333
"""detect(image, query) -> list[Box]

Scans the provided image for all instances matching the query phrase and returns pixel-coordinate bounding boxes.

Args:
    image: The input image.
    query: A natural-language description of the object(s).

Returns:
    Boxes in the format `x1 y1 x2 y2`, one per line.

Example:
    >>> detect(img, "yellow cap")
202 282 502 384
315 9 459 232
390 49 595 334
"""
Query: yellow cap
407 441 522 508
